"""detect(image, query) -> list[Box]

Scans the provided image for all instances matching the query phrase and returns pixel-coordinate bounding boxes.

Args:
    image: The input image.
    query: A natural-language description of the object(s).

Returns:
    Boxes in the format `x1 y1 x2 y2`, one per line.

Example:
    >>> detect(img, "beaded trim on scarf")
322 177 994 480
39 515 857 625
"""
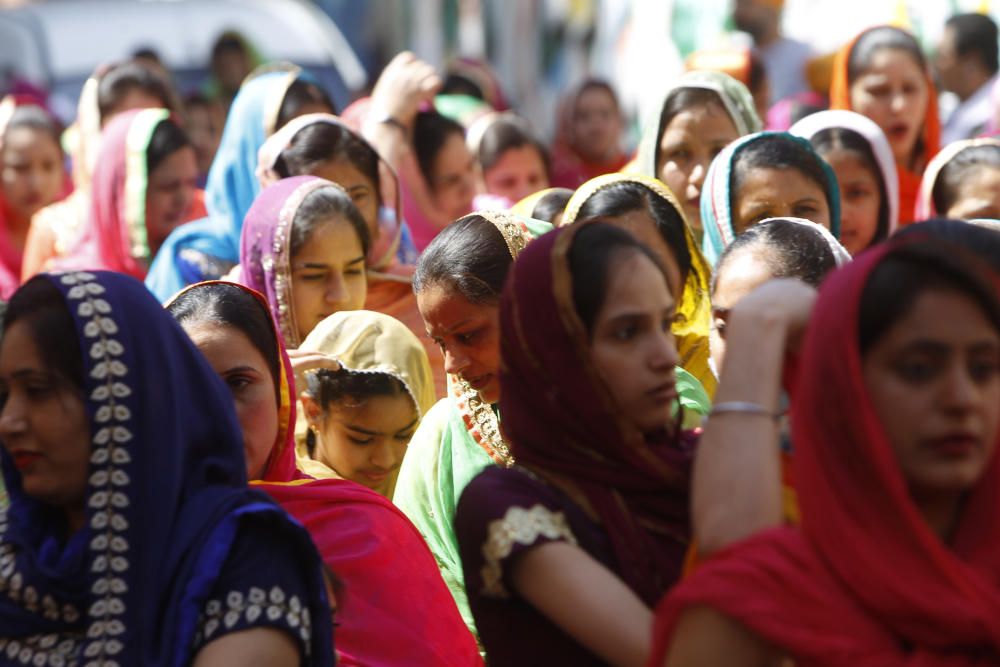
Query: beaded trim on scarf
0 271 133 666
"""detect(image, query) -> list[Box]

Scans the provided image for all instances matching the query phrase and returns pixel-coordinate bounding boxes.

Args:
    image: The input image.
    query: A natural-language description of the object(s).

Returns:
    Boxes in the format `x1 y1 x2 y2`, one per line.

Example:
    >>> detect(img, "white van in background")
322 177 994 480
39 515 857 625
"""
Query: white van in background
0 0 368 122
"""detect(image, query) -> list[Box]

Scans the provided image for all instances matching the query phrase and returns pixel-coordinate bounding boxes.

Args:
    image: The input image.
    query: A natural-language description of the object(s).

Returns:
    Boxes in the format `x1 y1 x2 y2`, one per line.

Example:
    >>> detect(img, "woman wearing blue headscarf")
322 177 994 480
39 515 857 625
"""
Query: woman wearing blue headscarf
145 65 333 302
700 131 842 265
0 271 334 665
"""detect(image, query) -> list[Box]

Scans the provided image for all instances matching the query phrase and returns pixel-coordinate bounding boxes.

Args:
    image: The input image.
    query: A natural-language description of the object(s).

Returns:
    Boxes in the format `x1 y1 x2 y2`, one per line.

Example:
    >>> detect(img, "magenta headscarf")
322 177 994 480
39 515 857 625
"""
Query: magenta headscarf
53 108 171 279
499 221 697 606
238 175 355 348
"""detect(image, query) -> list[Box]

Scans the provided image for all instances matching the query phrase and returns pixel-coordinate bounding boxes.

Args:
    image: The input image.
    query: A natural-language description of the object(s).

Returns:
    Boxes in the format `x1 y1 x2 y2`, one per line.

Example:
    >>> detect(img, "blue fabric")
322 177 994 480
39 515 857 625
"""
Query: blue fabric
0 271 333 666
146 71 303 302
700 131 842 266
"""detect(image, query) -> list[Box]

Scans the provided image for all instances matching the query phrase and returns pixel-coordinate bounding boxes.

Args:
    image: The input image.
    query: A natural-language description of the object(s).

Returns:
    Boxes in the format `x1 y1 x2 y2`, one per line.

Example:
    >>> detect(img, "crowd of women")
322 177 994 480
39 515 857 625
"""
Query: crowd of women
1 14 1000 666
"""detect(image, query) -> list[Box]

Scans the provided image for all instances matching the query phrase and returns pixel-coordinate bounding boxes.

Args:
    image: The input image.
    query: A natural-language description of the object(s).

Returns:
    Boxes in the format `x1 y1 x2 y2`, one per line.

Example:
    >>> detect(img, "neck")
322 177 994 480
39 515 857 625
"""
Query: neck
957 70 991 102
754 23 780 47
913 490 964 543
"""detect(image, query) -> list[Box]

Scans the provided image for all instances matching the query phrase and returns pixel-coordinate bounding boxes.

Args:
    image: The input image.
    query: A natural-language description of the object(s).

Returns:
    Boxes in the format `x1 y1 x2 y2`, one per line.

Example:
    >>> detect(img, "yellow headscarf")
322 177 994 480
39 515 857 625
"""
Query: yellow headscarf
562 173 716 396
293 310 437 492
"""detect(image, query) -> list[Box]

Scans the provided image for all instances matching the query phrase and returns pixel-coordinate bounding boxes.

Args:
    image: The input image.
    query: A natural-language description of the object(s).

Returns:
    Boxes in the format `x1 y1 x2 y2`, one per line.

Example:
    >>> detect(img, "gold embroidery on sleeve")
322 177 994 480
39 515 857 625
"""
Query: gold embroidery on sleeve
481 504 577 598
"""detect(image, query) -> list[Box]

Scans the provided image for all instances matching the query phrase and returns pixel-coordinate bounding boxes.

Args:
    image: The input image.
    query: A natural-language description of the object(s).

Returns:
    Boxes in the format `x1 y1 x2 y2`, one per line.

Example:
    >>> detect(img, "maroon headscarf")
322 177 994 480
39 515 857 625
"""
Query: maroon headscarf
648 240 1000 666
498 221 697 606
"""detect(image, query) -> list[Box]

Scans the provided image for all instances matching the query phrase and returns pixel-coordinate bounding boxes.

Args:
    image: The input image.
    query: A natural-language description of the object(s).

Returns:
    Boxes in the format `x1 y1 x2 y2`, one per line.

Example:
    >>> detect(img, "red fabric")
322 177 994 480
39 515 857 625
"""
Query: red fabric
498 223 697 606
549 143 630 190
203 283 483 666
830 26 940 226
648 242 1000 667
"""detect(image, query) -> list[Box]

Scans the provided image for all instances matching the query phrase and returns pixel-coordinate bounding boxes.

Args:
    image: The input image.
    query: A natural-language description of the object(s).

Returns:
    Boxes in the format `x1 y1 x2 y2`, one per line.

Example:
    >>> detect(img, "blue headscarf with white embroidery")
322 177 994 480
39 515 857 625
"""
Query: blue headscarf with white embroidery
0 271 333 666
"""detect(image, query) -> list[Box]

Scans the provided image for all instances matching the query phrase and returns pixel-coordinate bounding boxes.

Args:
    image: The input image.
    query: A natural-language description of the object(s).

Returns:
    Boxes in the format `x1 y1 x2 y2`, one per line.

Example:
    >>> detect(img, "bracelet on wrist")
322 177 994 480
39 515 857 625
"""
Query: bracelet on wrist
704 401 781 424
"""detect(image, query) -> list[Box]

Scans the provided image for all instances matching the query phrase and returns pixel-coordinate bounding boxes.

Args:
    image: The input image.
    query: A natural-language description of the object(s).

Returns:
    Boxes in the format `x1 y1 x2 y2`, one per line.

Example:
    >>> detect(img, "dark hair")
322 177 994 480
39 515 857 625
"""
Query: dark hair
132 47 162 65
575 180 693 287
274 122 380 201
859 241 1000 354
212 33 248 60
656 87 733 168
289 185 371 259
413 214 514 304
303 369 408 456
477 116 550 178
167 282 281 400
276 78 335 130
931 144 1000 215
97 61 176 122
184 92 214 111
413 110 466 189
811 126 889 246
531 188 574 223
947 13 999 74
712 218 838 294
146 118 191 175
848 26 929 84
440 73 486 100
3 277 84 391
3 105 64 150
895 218 1000 272
569 221 667 335
573 79 620 114
731 134 835 219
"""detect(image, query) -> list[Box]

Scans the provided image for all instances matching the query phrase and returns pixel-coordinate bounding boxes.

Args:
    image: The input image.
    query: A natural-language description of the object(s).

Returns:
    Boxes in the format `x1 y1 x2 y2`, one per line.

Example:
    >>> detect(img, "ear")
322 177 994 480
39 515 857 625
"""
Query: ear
300 391 323 427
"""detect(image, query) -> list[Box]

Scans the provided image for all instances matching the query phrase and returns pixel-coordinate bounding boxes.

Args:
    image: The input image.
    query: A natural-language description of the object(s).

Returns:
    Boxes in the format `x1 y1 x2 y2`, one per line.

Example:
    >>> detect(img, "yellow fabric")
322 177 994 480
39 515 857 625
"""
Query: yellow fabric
561 173 716 396
293 310 437 493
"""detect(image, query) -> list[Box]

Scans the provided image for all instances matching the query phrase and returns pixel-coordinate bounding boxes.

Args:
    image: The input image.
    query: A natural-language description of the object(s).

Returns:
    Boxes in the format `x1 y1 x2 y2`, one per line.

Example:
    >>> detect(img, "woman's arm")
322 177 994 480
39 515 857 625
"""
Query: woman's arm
693 280 816 556
192 627 300 666
511 541 652 667
664 606 774 667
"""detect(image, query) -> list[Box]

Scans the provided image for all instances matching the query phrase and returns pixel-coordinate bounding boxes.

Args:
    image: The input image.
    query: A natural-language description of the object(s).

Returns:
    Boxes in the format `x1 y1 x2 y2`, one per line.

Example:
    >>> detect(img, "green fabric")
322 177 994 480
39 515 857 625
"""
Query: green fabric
634 70 763 181
676 366 712 429
393 397 494 645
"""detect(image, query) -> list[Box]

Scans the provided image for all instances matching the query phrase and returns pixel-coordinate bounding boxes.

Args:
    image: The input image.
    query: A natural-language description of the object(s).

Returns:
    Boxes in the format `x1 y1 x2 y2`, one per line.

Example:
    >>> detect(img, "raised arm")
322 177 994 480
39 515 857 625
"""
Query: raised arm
693 279 816 555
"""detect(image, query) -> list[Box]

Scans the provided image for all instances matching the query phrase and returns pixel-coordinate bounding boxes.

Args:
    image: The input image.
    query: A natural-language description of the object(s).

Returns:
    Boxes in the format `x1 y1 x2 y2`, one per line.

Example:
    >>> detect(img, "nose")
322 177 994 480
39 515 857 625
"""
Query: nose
941 363 980 414
688 161 707 189
650 330 680 371
890 91 907 113
324 273 349 306
370 441 398 471
443 347 470 376
0 394 26 441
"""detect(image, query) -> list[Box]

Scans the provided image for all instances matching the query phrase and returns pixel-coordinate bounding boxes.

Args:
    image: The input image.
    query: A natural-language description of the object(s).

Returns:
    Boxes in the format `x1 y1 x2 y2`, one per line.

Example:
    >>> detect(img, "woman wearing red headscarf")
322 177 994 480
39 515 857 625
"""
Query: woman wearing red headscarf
830 25 941 225
455 221 697 666
651 237 1000 665
168 281 483 667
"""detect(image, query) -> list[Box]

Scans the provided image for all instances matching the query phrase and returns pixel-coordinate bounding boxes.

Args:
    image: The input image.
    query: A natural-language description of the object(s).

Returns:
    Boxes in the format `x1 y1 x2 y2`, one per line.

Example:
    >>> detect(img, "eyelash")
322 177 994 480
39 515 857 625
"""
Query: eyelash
348 436 373 445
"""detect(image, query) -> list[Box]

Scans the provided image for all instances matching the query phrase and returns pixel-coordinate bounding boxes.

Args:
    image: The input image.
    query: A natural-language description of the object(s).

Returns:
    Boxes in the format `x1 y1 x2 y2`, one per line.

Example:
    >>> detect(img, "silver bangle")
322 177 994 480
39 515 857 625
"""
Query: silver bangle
708 401 780 421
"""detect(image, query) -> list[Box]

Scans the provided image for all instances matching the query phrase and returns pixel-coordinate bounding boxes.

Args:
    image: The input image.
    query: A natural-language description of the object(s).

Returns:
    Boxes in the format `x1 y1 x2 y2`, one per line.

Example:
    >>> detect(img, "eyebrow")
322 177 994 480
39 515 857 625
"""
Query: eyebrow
294 256 366 270
603 306 676 323
222 365 258 375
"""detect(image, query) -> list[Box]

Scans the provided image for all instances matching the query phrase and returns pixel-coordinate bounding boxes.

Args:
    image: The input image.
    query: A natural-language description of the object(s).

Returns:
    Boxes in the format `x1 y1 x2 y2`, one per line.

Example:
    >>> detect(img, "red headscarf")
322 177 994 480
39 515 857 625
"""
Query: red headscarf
498 222 697 606
830 26 941 226
648 241 1000 666
174 281 483 667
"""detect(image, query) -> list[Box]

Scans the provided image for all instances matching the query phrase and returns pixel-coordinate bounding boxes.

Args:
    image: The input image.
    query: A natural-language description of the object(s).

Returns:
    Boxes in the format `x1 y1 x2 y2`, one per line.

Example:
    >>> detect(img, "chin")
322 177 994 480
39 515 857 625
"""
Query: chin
478 386 501 405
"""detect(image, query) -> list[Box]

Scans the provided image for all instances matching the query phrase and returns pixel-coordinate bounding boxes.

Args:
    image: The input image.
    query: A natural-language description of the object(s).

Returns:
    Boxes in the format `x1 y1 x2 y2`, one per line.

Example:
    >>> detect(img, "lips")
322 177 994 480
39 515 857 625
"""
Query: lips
887 123 910 141
646 381 678 404
9 450 42 471
464 373 493 391
360 469 390 483
928 433 980 458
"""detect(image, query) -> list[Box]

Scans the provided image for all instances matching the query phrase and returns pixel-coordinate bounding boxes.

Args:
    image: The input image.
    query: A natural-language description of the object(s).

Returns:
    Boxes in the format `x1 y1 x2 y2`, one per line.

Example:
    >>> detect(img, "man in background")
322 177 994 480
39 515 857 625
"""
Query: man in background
936 12 999 143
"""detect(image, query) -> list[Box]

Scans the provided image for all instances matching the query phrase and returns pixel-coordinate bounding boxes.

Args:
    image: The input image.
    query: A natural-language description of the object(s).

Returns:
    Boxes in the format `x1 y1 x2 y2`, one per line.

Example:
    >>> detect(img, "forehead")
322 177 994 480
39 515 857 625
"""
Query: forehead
576 86 616 109
313 157 374 187
860 48 925 79
489 145 546 174
598 251 674 313
184 321 267 367
662 103 738 140
737 166 825 201
0 319 44 374
877 288 1000 347
714 248 774 307
327 390 418 427
293 218 364 260
417 284 494 326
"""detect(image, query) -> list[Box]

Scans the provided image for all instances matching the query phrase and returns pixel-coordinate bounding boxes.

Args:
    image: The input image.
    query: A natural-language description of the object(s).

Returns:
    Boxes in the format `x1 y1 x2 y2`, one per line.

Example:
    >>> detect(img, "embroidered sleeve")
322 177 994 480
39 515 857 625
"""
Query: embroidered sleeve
480 504 577 599
194 586 313 652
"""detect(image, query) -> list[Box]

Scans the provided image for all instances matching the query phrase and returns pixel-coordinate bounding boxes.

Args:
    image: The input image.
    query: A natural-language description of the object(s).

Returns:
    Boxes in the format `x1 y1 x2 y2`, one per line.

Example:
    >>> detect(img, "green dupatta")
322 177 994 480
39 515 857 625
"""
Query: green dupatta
393 213 551 643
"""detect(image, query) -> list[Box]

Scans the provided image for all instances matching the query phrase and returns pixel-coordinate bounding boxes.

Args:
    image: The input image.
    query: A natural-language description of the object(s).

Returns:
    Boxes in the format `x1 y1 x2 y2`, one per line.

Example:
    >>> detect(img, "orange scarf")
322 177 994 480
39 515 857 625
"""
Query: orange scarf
830 27 940 226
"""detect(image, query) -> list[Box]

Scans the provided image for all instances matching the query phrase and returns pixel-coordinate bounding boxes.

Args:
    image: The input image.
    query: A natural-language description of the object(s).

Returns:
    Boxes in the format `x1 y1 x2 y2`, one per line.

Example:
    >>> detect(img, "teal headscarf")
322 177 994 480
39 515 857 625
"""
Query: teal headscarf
145 68 317 302
700 131 842 266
